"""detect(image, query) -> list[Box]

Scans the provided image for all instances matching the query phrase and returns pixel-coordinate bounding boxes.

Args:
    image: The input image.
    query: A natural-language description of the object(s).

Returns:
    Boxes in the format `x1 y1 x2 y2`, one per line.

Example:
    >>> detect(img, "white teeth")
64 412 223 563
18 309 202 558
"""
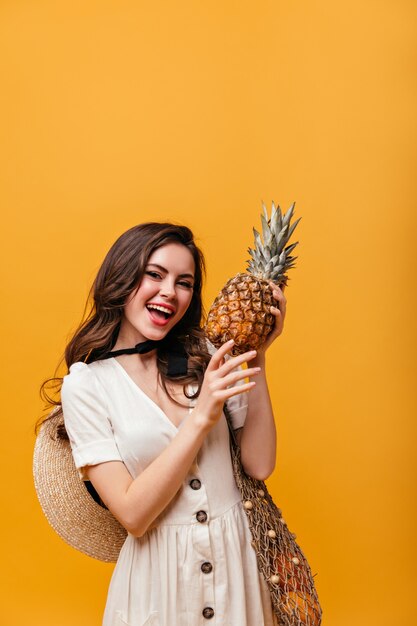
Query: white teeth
147 304 174 315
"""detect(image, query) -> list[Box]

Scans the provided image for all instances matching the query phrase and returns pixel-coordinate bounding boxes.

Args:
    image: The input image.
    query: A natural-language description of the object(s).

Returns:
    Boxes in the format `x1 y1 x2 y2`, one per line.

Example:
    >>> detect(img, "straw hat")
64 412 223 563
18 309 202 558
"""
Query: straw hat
33 408 127 562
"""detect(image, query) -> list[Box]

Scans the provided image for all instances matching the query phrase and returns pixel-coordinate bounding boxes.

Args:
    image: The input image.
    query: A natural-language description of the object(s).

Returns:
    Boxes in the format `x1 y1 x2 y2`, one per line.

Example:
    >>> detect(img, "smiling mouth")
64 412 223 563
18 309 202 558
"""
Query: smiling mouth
146 304 175 323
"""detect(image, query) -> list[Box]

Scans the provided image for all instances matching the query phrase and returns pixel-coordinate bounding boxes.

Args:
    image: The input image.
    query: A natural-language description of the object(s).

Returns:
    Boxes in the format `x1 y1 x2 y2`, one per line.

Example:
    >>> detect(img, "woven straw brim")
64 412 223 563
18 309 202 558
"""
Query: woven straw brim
33 409 127 562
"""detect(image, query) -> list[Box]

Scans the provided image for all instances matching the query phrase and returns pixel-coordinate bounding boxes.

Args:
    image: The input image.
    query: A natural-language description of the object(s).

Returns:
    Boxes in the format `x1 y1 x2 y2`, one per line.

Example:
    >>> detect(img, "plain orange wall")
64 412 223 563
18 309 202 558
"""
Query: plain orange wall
0 1 416 625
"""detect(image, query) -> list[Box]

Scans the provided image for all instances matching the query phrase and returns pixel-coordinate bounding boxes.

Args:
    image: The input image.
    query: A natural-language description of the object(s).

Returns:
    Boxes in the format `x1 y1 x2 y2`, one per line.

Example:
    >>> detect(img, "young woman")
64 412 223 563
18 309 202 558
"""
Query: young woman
53 222 287 626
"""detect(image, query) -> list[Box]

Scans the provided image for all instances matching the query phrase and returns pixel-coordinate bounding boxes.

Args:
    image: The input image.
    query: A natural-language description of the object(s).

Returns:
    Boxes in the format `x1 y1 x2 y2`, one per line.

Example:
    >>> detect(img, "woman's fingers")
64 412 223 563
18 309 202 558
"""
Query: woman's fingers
269 281 287 317
211 380 256 401
206 339 235 371
217 349 258 375
207 341 258 374
267 281 287 338
210 366 261 391
198 343 260 424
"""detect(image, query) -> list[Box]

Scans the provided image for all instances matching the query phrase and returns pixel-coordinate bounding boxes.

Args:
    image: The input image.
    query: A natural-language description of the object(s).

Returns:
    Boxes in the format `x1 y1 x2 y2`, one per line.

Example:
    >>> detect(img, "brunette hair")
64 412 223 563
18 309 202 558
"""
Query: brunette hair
39 222 211 435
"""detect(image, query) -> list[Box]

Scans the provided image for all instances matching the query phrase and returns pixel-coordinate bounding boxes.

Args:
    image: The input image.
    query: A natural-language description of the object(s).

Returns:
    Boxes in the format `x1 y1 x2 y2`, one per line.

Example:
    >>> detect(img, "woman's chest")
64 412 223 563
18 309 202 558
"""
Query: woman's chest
116 361 192 429
134 381 192 429
102 374 190 475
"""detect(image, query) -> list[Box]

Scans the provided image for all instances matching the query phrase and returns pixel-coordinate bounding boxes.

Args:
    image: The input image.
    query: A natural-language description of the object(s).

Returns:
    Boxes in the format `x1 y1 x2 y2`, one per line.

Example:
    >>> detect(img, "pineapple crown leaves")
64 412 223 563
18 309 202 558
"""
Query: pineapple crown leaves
246 201 301 281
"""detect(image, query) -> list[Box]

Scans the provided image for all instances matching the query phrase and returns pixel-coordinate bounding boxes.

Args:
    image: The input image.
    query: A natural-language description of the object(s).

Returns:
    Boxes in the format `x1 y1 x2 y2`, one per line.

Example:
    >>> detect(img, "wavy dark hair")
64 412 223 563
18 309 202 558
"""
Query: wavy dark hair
39 222 211 436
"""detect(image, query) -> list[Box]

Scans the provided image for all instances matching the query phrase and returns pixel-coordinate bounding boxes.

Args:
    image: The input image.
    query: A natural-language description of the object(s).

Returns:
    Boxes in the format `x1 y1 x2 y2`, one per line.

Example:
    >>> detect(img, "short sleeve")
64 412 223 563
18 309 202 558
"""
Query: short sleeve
61 362 123 479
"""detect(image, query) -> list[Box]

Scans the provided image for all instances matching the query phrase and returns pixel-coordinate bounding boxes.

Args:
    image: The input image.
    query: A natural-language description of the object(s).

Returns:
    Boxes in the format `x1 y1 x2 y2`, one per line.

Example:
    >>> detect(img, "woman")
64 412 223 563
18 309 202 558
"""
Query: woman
52 222 286 626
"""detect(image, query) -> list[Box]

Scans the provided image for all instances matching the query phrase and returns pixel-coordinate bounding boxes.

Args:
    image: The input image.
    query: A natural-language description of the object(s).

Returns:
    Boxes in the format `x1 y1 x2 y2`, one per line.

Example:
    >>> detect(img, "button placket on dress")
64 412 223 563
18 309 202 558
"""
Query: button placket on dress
187 463 216 624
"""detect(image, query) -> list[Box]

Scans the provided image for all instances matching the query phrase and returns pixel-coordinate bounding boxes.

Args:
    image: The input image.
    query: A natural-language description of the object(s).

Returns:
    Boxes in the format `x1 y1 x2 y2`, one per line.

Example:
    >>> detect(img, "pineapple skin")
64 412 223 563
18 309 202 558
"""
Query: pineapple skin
205 272 277 355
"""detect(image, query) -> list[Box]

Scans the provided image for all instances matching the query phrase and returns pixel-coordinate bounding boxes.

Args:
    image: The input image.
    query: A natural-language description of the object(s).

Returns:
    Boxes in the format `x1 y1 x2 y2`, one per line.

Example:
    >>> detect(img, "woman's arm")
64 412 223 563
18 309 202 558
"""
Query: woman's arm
237 282 287 481
87 415 211 537
86 341 259 538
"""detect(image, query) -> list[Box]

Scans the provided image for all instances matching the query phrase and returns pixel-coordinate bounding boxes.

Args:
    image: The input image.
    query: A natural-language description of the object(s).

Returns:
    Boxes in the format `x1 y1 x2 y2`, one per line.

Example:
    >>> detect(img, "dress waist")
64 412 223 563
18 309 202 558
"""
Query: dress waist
147 491 243 529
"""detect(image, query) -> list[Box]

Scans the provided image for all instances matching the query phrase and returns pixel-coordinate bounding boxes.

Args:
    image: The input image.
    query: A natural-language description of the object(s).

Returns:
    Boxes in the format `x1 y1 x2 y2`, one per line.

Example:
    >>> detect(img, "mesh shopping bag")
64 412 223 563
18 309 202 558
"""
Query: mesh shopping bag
224 404 322 626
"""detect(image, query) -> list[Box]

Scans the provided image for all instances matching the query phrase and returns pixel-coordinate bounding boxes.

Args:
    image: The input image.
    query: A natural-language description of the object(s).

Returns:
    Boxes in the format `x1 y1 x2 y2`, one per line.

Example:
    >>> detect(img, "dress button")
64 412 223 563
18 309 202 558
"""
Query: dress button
189 478 201 490
196 510 208 523
201 561 213 574
202 607 215 619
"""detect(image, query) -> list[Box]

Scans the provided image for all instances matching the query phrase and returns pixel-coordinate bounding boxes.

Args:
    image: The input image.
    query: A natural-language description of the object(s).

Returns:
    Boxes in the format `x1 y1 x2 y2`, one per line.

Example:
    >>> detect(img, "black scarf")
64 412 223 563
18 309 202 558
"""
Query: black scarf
99 337 188 377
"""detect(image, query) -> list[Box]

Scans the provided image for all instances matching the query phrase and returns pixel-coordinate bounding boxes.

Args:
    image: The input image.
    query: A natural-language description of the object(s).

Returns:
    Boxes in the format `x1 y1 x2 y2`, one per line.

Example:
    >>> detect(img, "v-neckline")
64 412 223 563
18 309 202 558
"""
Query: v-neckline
110 357 192 432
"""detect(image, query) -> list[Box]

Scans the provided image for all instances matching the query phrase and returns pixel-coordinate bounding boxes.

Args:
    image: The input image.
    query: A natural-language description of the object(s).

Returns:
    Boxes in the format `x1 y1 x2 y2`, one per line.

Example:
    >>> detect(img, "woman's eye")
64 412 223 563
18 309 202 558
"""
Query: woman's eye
178 281 194 289
146 271 161 279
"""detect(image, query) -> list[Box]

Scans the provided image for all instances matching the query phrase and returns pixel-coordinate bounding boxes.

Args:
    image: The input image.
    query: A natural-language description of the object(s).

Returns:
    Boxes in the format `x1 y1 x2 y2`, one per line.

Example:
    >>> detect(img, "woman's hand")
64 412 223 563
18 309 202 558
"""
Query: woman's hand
86 341 259 537
257 282 287 355
193 340 260 429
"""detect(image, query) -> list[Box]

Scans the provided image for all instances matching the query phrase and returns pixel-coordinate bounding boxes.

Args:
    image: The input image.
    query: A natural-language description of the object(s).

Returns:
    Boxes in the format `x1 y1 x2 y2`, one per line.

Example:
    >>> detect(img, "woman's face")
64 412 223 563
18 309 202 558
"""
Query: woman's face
118 242 196 345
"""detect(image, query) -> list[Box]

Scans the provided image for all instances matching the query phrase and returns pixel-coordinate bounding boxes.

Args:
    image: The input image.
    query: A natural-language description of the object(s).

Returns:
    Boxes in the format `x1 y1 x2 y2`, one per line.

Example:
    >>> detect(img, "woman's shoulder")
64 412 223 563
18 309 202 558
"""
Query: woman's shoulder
61 359 114 400
65 358 114 376
64 359 105 381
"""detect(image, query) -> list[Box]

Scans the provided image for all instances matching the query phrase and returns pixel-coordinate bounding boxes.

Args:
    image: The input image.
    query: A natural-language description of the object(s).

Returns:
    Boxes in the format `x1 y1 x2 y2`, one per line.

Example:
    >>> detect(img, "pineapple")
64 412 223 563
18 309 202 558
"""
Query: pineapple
205 201 301 355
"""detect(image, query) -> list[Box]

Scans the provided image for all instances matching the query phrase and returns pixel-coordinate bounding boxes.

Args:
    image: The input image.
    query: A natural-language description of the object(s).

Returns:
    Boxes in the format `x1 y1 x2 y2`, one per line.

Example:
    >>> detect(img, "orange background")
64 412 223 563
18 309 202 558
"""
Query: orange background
0 1 416 625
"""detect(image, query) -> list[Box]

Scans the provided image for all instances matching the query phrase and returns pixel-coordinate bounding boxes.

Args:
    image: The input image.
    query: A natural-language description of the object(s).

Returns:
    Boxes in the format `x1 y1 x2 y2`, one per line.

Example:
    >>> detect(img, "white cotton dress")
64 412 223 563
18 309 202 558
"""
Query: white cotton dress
61 358 278 626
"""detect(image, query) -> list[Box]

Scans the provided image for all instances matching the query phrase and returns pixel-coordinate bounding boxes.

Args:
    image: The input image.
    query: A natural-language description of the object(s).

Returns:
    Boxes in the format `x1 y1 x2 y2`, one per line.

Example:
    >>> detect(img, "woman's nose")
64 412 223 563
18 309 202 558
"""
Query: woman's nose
159 279 176 298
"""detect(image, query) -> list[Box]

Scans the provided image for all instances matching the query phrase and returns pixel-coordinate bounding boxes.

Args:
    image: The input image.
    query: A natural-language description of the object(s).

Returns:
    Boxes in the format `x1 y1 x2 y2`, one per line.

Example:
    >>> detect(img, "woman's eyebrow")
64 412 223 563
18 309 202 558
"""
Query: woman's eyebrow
146 263 195 279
